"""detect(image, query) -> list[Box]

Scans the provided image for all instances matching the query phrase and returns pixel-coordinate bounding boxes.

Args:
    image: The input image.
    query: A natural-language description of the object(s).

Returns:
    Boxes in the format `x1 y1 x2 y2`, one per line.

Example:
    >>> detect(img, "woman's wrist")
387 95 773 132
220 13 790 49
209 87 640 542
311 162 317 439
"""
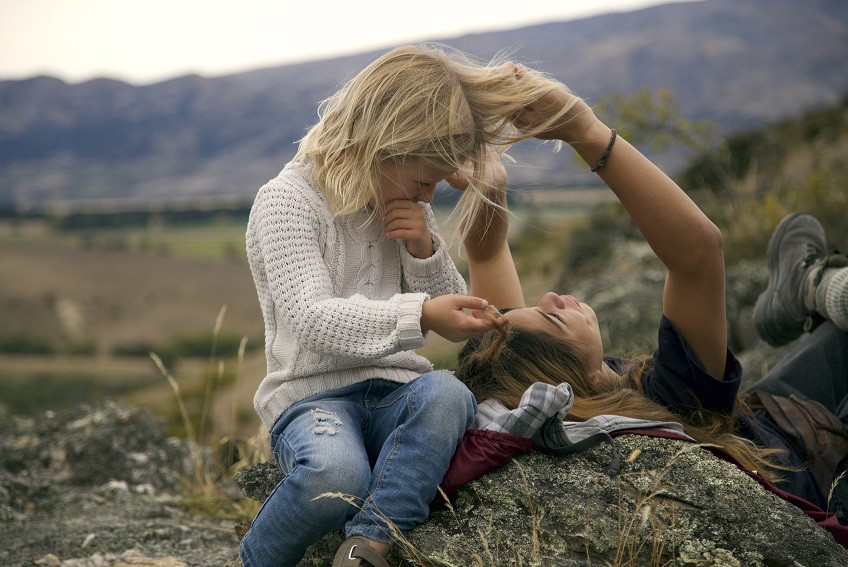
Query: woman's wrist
568 120 614 170
560 109 606 146
552 98 602 144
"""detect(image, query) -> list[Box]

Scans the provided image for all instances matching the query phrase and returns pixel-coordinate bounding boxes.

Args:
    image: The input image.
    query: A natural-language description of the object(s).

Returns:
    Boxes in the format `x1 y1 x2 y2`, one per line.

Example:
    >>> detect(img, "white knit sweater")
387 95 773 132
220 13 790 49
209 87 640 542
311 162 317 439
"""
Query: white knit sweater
246 162 467 430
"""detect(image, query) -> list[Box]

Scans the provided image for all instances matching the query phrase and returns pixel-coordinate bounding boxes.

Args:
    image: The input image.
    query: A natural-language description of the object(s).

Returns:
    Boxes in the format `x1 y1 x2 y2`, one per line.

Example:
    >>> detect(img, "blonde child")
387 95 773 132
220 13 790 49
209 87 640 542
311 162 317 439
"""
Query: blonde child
239 45 574 567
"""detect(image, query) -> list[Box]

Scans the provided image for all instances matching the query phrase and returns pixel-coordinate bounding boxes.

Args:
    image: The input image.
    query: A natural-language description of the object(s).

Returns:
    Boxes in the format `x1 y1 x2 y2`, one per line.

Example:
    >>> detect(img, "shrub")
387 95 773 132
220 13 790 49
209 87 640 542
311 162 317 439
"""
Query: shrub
562 202 638 278
66 339 97 356
0 333 56 355
112 341 177 369
166 331 249 358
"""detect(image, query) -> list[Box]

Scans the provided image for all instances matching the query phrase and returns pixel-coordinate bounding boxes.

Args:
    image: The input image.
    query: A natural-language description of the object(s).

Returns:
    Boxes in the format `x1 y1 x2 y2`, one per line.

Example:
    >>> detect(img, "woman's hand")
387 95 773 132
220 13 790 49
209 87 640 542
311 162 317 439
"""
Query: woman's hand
421 295 498 342
509 64 599 143
445 160 473 191
446 151 507 196
383 199 435 259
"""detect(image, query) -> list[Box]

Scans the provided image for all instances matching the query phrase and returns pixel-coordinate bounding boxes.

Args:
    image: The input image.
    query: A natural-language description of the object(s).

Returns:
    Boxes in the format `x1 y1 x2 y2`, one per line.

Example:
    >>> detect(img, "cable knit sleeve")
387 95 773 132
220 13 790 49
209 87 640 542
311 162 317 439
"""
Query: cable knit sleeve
400 202 467 296
250 180 427 360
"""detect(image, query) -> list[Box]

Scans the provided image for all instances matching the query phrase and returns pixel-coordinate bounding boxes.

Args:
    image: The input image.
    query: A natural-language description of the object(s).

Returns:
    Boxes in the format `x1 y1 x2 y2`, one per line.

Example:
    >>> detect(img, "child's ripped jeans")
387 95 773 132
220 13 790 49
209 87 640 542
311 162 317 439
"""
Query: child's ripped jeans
239 371 477 567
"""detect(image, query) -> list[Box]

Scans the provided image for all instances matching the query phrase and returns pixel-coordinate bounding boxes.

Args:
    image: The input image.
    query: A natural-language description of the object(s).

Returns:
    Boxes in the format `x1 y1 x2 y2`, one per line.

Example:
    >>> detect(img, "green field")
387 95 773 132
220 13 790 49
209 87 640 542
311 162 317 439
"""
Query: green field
0 217 250 262
0 191 607 436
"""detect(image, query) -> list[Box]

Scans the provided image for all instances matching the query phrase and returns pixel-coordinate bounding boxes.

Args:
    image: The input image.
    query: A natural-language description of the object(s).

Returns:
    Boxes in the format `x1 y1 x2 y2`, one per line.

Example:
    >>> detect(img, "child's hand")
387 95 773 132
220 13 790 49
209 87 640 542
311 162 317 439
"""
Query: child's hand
421 295 498 342
383 199 435 259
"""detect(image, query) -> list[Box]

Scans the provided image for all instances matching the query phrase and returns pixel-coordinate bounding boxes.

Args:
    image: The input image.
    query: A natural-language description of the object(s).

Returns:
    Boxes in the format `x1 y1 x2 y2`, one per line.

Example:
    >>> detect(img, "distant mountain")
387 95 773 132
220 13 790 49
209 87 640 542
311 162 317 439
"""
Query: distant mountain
1 0 847 205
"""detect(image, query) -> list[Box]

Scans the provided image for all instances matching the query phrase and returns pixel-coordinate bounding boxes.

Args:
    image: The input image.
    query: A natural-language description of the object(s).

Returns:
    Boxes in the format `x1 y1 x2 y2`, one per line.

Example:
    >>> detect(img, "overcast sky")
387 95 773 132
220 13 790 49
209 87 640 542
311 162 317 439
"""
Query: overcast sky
0 0 696 85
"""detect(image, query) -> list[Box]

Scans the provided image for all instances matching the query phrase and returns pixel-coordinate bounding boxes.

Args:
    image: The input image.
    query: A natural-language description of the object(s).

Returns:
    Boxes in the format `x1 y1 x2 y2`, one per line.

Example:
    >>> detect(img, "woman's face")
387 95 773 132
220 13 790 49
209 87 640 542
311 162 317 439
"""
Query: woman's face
501 292 605 369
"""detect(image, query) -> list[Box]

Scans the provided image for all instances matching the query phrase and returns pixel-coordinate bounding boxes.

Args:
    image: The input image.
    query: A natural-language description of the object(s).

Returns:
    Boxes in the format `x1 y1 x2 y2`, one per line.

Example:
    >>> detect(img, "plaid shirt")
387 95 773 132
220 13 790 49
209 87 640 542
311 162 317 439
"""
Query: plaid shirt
472 382 690 456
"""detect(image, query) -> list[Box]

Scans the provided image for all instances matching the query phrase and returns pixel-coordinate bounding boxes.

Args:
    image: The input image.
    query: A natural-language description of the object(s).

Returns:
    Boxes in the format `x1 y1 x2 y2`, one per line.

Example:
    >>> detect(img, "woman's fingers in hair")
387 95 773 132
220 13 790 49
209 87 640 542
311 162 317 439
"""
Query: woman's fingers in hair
446 159 474 191
516 90 595 143
445 171 469 191
508 66 581 141
504 61 528 79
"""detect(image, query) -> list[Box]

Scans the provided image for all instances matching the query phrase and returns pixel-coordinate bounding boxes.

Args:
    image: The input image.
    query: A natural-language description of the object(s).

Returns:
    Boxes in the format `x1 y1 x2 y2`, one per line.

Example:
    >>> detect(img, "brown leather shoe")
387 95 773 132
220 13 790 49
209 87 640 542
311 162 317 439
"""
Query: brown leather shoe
332 536 391 567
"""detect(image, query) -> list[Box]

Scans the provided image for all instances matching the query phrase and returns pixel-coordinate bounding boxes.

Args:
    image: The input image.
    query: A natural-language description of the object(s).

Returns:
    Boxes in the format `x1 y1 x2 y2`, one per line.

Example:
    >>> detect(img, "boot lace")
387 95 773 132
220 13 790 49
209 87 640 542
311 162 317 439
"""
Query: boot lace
802 243 826 268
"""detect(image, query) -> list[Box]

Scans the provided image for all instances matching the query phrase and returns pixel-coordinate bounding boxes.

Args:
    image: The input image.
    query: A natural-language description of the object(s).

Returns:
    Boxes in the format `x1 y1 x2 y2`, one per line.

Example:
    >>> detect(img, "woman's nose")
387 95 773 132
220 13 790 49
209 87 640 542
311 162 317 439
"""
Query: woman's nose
540 292 566 309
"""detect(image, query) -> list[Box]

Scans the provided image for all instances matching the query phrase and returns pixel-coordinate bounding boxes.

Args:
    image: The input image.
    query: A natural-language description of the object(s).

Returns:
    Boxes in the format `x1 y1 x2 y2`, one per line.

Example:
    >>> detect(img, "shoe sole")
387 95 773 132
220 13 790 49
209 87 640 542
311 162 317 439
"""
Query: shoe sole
753 212 812 346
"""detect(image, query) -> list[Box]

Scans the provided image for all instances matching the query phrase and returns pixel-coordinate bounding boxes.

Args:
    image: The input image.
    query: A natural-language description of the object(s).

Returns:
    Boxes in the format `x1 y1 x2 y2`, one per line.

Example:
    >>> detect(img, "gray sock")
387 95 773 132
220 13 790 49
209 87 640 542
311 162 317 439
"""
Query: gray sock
816 267 848 331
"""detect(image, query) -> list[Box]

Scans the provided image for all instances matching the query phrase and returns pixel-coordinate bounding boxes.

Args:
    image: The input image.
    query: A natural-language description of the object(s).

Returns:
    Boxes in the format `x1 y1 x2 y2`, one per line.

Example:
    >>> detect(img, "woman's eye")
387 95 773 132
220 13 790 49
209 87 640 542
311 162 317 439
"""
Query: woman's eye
548 312 564 323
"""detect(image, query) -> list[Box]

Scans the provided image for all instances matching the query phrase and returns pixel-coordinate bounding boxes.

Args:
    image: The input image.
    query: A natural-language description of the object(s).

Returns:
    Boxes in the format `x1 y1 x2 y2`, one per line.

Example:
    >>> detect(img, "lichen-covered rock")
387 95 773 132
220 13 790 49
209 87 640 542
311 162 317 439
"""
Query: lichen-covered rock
566 245 773 361
0 401 239 567
233 461 280 503
568 241 666 356
405 436 848 566
0 399 200 497
37 549 188 566
237 435 848 566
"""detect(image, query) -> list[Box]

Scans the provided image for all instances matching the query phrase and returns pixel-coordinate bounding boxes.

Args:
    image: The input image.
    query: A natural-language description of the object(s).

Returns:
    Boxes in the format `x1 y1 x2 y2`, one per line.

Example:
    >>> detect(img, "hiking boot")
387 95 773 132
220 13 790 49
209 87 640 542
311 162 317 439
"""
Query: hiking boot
332 536 391 567
753 212 829 346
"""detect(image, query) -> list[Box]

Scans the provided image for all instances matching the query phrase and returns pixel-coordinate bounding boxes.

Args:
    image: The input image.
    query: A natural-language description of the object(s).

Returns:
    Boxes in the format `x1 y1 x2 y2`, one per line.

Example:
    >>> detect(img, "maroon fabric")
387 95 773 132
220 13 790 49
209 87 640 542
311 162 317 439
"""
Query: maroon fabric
437 429 534 498
612 428 848 548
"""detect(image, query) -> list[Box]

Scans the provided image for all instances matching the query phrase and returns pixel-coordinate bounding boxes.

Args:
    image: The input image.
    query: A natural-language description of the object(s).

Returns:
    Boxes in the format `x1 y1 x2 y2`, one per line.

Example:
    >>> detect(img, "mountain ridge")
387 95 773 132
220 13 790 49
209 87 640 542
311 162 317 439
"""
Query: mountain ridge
2 0 847 204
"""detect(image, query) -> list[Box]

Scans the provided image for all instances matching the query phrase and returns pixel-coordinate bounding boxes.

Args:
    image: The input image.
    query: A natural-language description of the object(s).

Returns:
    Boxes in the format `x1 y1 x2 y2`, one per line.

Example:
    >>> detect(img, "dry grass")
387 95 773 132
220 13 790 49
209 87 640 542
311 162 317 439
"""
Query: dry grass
827 470 847 517
608 444 718 567
149 306 270 522
0 236 261 353
312 459 545 566
311 446 704 567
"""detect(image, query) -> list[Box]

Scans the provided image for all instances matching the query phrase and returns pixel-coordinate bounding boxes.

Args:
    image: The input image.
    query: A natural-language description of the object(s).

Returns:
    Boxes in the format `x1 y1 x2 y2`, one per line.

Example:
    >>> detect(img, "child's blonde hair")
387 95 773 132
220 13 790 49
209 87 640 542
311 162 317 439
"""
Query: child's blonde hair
294 44 578 238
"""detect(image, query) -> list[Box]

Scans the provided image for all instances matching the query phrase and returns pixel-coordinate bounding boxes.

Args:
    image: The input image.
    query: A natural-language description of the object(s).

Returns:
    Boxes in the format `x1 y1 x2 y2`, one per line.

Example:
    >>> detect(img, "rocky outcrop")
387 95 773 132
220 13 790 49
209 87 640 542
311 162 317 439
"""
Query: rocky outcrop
237 435 848 566
564 243 791 386
0 400 192 523
0 400 240 567
3 395 846 566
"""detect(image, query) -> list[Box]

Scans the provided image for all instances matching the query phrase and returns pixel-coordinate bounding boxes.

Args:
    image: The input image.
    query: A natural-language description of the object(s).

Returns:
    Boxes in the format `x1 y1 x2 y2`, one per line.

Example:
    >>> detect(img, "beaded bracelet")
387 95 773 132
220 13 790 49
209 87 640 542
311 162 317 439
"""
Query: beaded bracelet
590 129 617 173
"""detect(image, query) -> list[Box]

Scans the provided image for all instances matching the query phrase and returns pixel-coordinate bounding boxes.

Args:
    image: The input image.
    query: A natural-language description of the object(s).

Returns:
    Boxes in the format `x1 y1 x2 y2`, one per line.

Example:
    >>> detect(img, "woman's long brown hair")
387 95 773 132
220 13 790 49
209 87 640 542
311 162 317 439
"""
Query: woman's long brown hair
455 320 785 481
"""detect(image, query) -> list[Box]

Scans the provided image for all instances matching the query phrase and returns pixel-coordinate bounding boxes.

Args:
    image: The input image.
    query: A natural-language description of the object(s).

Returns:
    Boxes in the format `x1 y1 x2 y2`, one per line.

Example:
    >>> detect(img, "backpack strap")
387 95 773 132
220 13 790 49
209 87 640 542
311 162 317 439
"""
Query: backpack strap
745 390 848 494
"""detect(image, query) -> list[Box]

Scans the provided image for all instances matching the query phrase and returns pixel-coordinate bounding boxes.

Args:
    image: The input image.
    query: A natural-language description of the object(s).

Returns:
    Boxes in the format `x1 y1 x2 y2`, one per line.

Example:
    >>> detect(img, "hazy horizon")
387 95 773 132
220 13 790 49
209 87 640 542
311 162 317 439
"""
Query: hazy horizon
0 0 699 85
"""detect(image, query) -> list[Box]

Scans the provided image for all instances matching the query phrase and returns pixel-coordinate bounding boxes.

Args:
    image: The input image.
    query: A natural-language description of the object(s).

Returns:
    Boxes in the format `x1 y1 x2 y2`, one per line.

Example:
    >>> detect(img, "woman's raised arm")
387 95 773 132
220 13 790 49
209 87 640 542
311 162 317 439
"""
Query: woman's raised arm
514 78 728 380
455 153 526 310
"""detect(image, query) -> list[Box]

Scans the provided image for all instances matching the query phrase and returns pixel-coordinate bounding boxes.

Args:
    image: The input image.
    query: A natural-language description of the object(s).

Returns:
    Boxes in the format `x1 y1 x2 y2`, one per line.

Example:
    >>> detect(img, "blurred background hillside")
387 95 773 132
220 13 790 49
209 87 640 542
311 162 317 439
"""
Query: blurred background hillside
1 0 847 445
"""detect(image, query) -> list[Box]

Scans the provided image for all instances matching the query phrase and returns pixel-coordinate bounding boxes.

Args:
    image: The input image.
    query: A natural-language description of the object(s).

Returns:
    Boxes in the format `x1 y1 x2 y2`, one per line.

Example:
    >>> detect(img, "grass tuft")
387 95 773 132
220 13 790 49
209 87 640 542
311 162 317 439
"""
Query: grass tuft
149 306 269 524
